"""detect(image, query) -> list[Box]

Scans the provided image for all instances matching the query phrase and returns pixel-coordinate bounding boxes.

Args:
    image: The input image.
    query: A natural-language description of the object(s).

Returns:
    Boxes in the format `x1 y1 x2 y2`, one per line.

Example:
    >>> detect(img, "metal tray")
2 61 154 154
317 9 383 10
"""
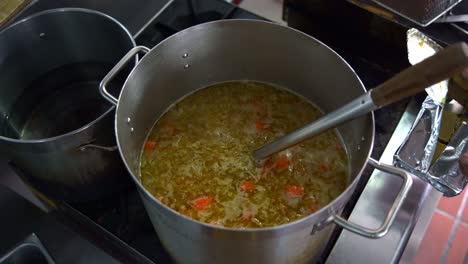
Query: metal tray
0 233 55 264
369 0 463 26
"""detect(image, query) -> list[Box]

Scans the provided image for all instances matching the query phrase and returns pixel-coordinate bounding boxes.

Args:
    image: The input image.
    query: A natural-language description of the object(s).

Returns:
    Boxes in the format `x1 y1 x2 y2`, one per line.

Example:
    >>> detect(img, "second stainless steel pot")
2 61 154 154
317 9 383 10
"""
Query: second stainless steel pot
0 8 136 202
101 20 412 263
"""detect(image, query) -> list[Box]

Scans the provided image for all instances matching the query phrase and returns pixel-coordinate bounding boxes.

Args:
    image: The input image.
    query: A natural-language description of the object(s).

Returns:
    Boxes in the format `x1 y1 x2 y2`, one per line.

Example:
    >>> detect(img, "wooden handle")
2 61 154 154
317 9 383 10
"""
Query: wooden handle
371 42 468 108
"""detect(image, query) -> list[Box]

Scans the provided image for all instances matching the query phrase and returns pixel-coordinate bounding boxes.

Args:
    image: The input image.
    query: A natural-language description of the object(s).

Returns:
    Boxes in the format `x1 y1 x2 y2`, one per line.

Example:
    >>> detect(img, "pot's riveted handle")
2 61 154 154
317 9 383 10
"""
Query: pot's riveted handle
99 46 150 105
332 158 413 239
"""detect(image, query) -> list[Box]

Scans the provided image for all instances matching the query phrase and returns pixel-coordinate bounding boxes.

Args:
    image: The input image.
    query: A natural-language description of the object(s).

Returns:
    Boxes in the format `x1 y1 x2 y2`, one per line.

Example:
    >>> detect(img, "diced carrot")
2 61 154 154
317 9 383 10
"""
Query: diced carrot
240 181 255 193
276 155 290 170
144 140 157 151
191 196 213 210
319 163 330 173
255 120 270 130
285 185 304 198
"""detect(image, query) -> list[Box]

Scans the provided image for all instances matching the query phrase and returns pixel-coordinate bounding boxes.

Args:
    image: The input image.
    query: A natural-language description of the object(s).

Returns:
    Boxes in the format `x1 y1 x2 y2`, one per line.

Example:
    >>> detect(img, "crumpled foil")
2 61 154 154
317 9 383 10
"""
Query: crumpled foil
393 29 468 196
406 29 447 105
428 122 468 197
393 29 447 179
394 96 444 175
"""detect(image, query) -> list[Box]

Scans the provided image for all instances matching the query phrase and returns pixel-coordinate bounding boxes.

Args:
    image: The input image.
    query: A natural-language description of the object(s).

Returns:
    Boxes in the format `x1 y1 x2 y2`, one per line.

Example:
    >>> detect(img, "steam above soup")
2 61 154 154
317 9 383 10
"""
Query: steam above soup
140 81 348 228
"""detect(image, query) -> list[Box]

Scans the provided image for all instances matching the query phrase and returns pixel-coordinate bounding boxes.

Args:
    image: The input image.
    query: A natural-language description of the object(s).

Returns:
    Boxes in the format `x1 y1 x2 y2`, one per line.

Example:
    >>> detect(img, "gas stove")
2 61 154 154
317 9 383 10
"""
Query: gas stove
1 0 443 263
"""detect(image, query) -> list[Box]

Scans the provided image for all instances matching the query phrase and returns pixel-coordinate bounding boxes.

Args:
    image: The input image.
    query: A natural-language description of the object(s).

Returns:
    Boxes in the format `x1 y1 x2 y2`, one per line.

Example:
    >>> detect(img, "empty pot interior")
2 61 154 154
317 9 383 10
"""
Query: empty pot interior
0 9 134 140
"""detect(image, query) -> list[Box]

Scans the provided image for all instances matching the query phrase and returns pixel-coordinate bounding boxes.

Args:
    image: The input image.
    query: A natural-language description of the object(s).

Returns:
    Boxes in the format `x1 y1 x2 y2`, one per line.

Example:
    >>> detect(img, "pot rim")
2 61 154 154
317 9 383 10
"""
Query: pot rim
116 19 376 233
0 7 136 145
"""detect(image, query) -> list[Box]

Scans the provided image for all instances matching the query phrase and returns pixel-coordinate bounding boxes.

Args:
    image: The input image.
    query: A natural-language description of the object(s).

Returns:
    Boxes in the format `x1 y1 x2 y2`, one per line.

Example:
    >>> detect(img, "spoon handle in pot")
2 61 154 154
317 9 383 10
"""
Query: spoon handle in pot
253 42 468 160
371 42 468 107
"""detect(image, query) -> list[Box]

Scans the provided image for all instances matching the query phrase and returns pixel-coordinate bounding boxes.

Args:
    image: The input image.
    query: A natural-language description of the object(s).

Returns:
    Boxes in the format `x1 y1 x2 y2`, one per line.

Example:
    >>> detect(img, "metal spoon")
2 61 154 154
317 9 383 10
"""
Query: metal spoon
252 42 468 161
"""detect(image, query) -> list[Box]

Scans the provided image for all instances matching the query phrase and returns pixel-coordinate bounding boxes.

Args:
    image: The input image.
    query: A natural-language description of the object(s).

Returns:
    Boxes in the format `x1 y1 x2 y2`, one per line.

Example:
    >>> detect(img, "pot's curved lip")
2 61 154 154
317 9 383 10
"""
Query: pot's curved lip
0 7 136 146
117 19 376 233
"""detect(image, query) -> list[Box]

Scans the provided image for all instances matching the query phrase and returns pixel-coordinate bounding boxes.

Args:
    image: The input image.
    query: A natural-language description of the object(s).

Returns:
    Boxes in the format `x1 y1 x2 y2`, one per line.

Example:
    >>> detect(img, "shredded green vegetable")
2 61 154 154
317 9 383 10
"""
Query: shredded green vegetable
140 81 348 228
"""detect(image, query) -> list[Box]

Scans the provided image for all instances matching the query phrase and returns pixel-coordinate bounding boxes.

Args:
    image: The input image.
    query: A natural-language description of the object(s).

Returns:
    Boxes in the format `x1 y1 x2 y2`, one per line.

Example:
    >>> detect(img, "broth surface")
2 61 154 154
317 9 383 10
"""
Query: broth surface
140 81 348 228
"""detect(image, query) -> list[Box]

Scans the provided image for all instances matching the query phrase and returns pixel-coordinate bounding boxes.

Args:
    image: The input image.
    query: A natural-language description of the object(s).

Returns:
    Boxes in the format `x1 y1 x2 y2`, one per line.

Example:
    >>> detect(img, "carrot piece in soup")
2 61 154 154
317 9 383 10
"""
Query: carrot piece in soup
144 140 157 151
255 120 270 130
285 185 304 198
276 155 290 170
192 196 213 210
240 181 255 193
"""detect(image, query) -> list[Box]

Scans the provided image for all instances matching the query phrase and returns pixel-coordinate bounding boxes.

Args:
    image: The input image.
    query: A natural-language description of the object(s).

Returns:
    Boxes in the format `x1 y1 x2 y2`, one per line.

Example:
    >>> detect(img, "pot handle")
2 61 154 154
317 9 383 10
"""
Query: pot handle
99 46 150 105
332 158 413 239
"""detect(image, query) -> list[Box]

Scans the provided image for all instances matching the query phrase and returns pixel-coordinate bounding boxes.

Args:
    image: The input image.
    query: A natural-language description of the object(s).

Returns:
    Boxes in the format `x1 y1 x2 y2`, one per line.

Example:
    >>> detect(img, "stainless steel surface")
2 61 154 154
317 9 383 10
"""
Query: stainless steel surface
53 199 157 264
333 157 413 239
369 0 463 26
428 121 468 196
327 98 440 264
0 164 157 263
6 0 170 35
0 233 55 264
451 22 468 35
0 8 135 201
0 186 119 263
107 19 385 263
0 160 48 211
100 46 150 105
399 186 442 263
133 0 175 38
252 92 377 160
436 13 468 23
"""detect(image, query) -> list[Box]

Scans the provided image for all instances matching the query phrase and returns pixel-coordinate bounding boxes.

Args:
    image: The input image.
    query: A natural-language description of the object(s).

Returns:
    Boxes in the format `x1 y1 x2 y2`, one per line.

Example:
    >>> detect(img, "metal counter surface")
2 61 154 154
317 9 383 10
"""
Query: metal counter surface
327 99 442 263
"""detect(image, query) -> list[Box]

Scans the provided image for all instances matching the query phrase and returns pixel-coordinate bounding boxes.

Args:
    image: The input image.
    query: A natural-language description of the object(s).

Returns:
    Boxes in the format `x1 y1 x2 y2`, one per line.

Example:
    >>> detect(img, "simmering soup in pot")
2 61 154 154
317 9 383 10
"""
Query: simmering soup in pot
140 81 348 228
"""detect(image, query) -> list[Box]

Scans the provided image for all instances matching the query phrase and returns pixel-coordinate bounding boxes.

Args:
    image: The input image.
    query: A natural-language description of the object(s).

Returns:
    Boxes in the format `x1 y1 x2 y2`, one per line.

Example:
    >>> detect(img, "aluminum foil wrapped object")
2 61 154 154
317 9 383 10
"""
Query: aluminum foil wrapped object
394 96 444 174
394 29 452 192
428 122 468 197
394 29 468 196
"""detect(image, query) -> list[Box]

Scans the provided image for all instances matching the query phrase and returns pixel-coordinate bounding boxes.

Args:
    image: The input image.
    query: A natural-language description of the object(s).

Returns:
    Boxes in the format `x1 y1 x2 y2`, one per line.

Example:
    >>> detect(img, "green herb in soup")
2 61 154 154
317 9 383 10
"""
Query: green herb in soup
140 81 348 228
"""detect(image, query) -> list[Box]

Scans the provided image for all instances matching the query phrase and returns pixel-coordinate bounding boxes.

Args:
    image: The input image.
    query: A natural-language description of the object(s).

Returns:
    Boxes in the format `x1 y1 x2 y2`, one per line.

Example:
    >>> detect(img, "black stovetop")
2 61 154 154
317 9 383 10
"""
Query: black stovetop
12 0 410 263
